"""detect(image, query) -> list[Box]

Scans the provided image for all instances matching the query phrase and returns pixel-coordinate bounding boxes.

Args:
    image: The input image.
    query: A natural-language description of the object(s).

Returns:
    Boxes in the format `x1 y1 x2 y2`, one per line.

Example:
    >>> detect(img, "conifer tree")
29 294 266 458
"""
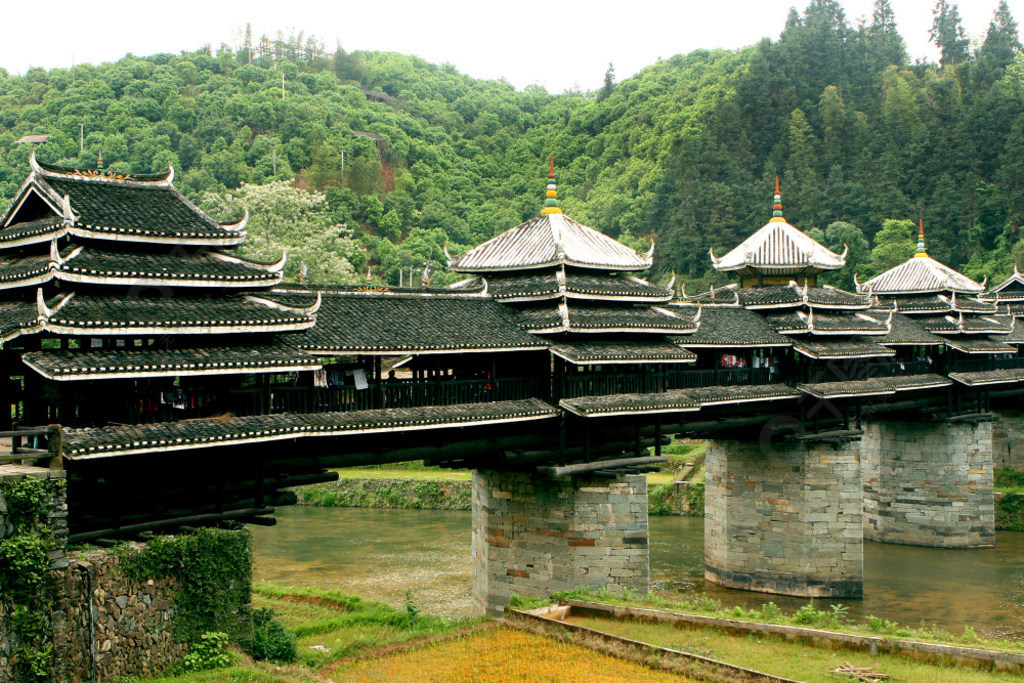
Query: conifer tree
929 0 969 66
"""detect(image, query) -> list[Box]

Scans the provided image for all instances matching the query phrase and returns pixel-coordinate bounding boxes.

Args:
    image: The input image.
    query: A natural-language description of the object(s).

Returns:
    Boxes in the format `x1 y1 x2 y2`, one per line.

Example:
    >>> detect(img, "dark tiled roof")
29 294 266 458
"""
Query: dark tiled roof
791 338 896 359
565 273 671 300
0 218 64 247
671 307 791 347
62 398 559 458
46 293 315 335
863 311 946 346
680 285 740 306
0 253 53 286
289 291 545 353
22 341 319 381
737 285 870 309
519 302 699 334
945 294 998 313
886 294 950 313
487 273 560 299
549 339 696 364
684 383 802 406
59 246 282 286
559 383 800 417
944 337 1018 354
45 176 241 242
764 311 888 335
560 390 700 417
949 368 1024 386
798 374 950 399
0 299 41 342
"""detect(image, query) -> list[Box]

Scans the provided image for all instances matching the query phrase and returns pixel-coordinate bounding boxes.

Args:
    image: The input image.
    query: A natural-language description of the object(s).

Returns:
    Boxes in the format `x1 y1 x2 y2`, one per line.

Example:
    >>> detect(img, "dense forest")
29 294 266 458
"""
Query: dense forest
1 0 1023 290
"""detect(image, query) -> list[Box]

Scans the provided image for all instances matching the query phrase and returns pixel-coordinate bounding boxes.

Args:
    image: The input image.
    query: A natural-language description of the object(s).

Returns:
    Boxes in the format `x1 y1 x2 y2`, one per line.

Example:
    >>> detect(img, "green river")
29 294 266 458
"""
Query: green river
251 507 1024 639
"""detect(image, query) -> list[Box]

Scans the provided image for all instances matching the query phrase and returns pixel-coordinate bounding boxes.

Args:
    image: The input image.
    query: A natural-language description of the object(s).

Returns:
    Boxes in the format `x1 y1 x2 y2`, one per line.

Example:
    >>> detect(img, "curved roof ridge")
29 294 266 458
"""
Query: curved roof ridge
31 150 175 187
860 254 984 294
711 219 845 272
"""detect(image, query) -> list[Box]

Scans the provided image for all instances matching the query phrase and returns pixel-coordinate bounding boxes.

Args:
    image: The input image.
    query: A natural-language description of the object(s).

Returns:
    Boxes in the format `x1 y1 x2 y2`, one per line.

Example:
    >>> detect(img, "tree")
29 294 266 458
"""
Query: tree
865 219 916 277
976 1 1022 84
201 180 360 284
929 0 969 67
597 63 615 102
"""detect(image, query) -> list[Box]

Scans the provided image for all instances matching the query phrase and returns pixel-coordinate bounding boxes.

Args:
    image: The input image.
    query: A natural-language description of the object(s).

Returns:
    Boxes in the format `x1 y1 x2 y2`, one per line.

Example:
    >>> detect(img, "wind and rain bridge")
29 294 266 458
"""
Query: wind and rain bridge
1 156 1017 615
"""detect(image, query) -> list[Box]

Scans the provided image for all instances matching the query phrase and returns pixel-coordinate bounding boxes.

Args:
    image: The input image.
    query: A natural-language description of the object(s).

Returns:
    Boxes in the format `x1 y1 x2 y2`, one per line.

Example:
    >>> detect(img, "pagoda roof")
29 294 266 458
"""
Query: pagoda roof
22 341 320 381
62 397 559 459
483 269 672 303
0 243 285 291
548 339 696 365
984 266 1024 300
0 152 248 248
448 213 652 273
858 255 984 295
0 298 43 343
669 306 791 348
516 301 699 335
275 289 546 355
790 337 896 360
0 217 64 249
25 290 317 337
710 220 845 274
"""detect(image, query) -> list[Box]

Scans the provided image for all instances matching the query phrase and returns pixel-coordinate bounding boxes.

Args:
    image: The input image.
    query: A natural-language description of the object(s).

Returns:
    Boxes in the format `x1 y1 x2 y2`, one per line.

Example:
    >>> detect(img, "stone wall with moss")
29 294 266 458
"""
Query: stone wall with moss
0 465 252 682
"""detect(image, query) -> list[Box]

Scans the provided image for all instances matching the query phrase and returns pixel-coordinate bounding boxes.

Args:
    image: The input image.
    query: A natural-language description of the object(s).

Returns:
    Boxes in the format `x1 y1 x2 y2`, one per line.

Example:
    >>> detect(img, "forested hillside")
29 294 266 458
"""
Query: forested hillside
1 0 1023 288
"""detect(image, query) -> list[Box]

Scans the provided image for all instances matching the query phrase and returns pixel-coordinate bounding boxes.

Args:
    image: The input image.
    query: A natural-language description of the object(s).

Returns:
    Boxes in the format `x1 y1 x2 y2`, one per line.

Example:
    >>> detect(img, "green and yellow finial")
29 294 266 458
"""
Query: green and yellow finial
769 175 785 222
97 150 104 170
541 155 562 215
915 218 928 257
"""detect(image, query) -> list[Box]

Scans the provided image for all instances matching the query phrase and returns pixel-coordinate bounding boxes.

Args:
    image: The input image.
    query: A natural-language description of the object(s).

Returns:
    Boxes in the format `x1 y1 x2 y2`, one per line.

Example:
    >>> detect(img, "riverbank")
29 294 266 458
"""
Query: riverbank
145 583 1024 682
292 440 707 516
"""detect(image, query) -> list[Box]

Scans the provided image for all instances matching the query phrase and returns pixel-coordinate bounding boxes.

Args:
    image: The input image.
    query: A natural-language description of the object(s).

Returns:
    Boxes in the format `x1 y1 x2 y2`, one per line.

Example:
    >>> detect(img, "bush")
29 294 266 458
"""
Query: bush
181 631 232 672
249 608 296 663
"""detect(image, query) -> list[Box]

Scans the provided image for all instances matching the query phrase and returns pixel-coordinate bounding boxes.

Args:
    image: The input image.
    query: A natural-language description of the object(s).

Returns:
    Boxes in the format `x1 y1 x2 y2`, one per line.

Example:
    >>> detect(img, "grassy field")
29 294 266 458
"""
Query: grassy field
566 614 1018 682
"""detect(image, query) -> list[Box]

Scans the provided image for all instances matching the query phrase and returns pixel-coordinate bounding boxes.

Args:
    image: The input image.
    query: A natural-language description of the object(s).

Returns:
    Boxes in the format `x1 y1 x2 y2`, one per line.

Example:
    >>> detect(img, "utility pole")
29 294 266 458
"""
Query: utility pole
79 124 84 155
272 150 277 180
281 73 286 100
340 149 345 186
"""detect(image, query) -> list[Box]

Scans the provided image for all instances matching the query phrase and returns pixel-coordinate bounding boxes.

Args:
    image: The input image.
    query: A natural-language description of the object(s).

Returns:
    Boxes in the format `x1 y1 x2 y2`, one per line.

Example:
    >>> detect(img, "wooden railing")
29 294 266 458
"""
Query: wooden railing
949 356 1024 374
561 368 772 399
793 359 934 385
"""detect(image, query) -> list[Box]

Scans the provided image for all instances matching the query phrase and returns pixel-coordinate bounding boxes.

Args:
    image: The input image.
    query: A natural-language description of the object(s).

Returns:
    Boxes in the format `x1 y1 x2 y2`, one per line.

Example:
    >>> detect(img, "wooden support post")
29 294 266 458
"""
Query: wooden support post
655 416 662 459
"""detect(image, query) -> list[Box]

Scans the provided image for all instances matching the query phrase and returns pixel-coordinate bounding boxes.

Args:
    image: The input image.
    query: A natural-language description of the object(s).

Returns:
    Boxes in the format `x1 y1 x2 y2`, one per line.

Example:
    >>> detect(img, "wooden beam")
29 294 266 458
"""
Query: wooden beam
69 506 276 543
538 455 667 478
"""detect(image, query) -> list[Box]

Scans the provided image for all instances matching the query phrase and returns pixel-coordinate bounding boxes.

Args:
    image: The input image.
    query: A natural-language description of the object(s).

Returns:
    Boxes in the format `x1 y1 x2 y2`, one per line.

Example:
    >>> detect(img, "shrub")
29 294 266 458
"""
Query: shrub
181 631 232 672
249 608 296 663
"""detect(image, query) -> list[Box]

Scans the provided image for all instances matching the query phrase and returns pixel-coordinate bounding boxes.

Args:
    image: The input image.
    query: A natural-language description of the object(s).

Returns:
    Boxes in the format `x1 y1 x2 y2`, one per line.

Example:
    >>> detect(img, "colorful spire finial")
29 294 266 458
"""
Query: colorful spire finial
541 154 562 215
915 218 928 257
770 175 785 222
97 150 103 170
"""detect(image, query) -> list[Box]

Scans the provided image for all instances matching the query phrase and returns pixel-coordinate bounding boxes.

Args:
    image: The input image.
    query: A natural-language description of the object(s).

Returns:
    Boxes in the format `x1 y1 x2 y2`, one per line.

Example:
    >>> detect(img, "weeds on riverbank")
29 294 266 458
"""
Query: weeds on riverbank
549 587 1024 654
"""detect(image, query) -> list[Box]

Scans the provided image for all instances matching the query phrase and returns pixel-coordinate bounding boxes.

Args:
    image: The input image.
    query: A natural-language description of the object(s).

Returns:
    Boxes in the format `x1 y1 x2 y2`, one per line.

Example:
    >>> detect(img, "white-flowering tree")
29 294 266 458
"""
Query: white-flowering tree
202 180 360 285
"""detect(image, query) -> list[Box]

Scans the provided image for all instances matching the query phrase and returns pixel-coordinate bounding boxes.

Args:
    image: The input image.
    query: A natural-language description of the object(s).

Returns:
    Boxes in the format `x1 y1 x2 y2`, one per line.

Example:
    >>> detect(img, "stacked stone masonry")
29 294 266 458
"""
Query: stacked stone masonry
992 409 1024 471
862 420 994 548
0 465 242 682
704 438 864 598
471 470 649 616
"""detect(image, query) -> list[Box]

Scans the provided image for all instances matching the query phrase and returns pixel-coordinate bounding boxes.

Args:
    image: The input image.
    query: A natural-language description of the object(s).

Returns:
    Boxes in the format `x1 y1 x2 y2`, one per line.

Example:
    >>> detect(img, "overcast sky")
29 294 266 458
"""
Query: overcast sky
2 1 1021 92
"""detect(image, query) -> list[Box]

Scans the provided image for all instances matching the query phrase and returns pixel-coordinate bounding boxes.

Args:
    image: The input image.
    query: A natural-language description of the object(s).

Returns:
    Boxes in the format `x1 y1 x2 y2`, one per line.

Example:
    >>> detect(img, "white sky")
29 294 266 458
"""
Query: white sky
2 1 1021 92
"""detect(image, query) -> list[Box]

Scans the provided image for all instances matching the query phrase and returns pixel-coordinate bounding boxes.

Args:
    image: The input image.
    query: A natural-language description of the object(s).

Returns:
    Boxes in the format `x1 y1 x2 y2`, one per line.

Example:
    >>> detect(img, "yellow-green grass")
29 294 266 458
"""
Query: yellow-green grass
330 626 694 682
567 615 1018 682
331 467 470 481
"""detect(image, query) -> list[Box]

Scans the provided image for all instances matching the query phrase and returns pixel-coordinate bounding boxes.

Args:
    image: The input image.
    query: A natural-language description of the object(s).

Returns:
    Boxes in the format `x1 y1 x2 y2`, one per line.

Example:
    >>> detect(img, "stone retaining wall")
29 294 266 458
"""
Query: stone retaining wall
704 437 863 598
0 465 250 682
471 470 649 616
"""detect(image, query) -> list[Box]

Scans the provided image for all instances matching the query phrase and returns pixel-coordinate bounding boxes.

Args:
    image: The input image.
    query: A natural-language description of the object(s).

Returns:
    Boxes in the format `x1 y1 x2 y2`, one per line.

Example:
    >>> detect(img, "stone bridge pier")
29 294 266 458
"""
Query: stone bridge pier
862 420 994 548
703 436 864 598
992 409 1024 471
471 470 649 616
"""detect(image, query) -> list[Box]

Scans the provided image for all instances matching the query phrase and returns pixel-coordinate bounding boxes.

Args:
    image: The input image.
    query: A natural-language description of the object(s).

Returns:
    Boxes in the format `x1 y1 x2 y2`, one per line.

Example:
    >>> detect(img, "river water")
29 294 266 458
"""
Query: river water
251 507 1024 640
